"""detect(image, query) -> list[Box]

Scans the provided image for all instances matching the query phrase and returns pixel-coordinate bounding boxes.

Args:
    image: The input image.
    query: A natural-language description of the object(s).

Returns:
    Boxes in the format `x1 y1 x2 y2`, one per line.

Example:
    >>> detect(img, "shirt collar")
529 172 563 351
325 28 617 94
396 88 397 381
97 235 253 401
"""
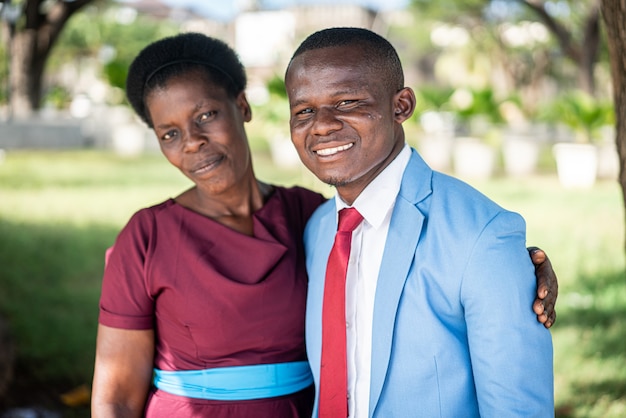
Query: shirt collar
335 144 411 228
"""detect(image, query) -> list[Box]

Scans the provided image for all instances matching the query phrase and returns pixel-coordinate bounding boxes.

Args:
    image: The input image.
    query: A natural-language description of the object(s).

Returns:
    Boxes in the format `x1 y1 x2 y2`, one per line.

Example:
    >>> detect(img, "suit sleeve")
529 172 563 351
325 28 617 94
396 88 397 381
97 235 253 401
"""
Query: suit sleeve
460 210 554 417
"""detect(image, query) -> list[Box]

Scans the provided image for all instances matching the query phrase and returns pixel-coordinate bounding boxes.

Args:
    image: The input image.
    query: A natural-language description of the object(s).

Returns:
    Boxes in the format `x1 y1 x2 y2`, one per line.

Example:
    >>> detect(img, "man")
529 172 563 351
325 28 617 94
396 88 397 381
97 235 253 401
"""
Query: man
285 27 554 417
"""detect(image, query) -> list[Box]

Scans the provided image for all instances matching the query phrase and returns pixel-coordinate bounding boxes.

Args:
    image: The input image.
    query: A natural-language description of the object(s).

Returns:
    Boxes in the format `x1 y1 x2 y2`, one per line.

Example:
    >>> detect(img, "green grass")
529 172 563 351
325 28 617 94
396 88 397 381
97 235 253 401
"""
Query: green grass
0 150 624 417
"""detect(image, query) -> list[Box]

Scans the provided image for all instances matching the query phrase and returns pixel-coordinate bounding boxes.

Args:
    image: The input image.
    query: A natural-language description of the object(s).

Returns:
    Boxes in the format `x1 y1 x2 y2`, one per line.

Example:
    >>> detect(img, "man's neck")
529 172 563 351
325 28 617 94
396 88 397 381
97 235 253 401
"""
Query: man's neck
336 141 407 206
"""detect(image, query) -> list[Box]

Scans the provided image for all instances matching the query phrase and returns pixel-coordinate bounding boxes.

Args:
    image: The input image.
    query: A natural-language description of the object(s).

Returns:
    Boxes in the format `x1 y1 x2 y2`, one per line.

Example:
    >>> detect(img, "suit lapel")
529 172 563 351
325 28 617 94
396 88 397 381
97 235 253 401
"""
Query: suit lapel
368 150 432 416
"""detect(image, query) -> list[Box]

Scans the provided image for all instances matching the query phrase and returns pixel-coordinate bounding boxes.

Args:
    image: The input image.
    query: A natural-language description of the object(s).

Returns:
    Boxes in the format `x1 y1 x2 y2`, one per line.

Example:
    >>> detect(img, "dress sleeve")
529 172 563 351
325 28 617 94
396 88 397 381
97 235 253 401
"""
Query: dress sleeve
98 209 156 330
299 187 327 223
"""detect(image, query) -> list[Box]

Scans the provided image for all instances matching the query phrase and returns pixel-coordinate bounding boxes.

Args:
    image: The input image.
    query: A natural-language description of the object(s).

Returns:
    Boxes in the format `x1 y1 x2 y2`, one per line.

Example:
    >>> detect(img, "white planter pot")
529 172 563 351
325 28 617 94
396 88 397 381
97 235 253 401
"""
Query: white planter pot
112 123 146 157
596 142 619 180
552 143 598 189
419 134 453 172
453 137 496 180
502 135 539 177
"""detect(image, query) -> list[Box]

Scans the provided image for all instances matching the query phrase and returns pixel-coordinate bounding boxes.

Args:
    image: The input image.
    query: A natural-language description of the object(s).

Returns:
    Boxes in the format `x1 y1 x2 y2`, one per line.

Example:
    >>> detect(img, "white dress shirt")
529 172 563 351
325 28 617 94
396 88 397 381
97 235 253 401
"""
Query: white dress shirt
333 144 411 418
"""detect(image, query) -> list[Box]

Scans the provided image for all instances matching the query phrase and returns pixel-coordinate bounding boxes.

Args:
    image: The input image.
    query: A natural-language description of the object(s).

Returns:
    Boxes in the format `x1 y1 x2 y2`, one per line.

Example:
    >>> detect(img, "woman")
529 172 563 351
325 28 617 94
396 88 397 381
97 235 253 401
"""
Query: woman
92 33 324 417
91 32 557 417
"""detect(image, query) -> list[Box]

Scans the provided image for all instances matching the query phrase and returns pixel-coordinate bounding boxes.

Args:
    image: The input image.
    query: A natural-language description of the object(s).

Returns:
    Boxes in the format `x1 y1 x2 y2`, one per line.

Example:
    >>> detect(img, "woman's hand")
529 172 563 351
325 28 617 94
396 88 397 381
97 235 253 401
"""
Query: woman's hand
529 247 558 329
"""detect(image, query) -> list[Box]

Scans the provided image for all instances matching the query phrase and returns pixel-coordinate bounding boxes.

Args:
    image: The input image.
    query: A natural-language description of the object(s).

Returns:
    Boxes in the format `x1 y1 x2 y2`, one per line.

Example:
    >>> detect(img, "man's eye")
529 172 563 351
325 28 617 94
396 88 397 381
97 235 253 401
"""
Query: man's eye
198 111 215 123
296 108 313 116
338 100 356 107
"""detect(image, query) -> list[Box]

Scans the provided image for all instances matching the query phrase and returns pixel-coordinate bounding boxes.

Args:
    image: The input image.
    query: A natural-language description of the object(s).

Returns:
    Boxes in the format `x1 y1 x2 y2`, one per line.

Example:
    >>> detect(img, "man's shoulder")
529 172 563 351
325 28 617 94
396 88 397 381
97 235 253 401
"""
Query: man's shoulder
430 171 504 210
308 198 335 224
303 198 335 239
405 147 500 204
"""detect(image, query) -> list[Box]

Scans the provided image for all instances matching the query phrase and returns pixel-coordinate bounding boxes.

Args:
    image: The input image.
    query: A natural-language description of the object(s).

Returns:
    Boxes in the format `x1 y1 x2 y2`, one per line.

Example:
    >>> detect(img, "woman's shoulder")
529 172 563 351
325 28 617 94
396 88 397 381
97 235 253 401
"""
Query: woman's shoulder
274 185 326 204
271 185 327 223
122 198 177 231
274 185 326 210
133 198 177 216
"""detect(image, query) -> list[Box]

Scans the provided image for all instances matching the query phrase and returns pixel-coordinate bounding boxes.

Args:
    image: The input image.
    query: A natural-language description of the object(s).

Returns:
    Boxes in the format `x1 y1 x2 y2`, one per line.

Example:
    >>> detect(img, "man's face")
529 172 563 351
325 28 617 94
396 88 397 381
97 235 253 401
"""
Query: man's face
285 45 408 204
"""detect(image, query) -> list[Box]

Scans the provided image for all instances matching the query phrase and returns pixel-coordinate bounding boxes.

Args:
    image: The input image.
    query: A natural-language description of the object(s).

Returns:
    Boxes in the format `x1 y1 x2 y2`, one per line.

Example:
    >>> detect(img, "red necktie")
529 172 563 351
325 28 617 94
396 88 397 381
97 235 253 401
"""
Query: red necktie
319 207 363 418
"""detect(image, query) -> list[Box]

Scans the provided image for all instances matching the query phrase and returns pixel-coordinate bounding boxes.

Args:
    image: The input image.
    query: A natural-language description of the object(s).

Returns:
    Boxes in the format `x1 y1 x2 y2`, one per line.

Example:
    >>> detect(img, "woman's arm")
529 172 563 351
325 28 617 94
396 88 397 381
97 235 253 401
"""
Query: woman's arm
91 325 155 418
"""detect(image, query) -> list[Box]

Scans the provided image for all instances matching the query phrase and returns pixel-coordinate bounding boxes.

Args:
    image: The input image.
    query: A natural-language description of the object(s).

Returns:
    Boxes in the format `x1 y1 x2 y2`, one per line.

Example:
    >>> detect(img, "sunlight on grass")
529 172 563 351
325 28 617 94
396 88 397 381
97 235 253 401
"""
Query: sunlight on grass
0 150 625 417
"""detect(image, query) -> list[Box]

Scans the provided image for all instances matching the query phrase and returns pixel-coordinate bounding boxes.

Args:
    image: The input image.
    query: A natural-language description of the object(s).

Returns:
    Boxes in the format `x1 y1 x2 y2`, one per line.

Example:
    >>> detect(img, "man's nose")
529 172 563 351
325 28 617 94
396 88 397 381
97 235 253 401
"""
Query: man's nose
311 107 342 136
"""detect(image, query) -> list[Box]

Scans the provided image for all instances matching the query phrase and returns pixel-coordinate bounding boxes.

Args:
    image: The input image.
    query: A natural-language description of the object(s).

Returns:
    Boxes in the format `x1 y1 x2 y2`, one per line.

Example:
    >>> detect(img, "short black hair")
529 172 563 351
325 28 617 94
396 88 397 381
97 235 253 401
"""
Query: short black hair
126 32 247 127
287 27 404 91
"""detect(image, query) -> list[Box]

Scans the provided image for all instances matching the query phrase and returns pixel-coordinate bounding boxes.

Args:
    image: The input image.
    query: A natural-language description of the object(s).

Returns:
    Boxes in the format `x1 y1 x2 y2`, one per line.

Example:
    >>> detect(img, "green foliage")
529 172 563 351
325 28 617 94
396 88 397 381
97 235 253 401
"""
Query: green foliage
47 5 103 65
43 85 71 109
407 0 610 113
452 87 505 124
411 0 602 30
247 81 293 153
266 75 287 99
49 3 179 87
414 85 455 114
538 90 615 142
410 0 488 20
103 58 128 90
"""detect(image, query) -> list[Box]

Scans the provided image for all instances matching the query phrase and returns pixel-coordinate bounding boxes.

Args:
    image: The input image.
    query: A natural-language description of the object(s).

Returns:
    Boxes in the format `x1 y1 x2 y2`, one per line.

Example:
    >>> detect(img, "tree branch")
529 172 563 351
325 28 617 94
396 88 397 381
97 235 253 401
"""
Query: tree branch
518 0 581 62
36 0 95 60
582 0 601 62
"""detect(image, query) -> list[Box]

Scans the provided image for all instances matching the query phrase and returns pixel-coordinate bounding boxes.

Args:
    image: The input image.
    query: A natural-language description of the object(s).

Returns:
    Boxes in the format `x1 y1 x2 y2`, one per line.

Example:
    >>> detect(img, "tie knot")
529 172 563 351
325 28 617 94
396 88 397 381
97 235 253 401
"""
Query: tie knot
337 207 363 233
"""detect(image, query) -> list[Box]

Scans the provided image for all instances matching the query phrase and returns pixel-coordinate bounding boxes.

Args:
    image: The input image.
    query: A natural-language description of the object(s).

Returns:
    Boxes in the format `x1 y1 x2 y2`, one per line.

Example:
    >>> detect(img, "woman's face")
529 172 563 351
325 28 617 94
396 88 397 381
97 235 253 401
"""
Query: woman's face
145 69 253 194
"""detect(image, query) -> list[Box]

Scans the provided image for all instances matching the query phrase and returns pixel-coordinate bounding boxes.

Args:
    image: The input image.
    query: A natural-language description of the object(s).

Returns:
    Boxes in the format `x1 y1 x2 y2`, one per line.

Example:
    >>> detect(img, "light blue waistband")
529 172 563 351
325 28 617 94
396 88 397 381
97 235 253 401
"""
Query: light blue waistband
153 361 313 401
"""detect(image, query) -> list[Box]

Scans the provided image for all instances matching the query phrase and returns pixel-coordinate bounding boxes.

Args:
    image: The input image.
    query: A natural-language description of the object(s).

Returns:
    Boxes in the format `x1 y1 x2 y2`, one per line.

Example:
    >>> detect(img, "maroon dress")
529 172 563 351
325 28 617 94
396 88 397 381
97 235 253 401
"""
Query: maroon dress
99 186 326 417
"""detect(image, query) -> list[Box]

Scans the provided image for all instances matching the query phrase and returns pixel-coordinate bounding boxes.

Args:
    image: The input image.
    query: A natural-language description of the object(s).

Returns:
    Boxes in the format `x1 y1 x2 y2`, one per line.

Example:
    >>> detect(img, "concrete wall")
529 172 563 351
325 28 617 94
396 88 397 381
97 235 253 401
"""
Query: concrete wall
0 118 89 149
0 106 158 155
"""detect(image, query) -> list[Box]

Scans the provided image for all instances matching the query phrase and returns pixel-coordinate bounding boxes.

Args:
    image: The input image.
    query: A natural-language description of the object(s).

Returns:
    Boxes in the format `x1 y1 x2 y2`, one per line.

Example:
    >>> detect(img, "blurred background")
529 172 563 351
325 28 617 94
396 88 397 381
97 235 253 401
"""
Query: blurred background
0 0 624 416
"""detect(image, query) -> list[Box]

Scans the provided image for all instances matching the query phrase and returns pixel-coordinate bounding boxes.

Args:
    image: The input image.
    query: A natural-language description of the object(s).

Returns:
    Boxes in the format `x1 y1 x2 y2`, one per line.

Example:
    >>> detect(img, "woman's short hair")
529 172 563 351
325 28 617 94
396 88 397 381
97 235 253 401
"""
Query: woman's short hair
126 32 247 127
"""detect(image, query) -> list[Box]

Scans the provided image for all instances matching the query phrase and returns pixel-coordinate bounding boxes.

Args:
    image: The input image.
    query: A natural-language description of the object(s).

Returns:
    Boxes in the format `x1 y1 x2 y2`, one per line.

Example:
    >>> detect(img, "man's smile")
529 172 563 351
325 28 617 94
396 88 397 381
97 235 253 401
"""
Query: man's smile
315 143 354 156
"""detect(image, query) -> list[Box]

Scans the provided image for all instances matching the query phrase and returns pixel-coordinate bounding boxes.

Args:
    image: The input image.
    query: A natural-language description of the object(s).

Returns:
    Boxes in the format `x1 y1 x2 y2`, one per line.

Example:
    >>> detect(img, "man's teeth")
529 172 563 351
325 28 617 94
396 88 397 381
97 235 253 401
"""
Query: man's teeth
316 143 354 156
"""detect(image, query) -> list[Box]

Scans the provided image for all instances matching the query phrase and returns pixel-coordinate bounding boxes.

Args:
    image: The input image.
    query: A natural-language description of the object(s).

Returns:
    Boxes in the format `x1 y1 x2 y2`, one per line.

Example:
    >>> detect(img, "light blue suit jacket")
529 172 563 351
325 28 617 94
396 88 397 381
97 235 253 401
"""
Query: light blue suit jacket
304 149 554 417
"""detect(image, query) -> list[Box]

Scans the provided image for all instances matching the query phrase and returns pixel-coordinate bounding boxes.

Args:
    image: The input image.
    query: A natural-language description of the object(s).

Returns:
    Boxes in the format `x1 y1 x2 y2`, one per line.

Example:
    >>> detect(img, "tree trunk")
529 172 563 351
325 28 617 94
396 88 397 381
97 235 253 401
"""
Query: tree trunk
600 0 626 252
9 29 44 118
6 0 94 119
579 2 601 95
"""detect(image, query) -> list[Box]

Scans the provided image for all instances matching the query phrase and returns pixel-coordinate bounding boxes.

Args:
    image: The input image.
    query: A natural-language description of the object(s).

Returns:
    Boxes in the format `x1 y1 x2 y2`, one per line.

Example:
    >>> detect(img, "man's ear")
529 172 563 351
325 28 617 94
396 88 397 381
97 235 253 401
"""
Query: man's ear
237 91 252 122
393 87 416 123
